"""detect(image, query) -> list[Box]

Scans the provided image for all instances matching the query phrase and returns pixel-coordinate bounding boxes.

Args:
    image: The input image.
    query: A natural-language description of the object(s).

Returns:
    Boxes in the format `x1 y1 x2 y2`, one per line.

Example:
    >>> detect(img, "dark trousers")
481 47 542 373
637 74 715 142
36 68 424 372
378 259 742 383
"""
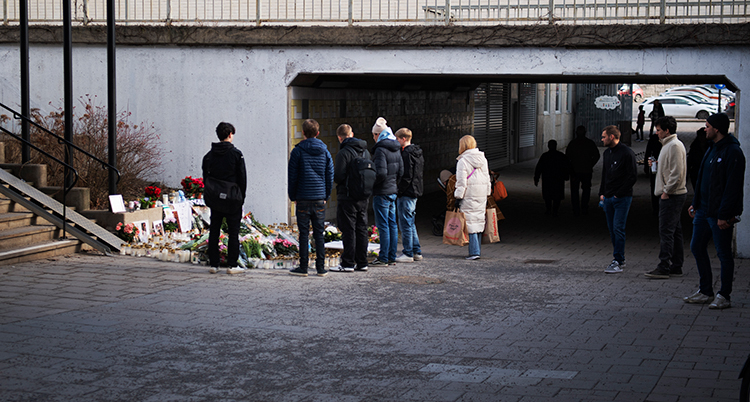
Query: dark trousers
657 194 686 270
570 171 593 215
635 123 644 140
208 207 242 267
544 199 561 216
296 200 326 272
337 198 369 269
649 174 660 215
691 208 735 300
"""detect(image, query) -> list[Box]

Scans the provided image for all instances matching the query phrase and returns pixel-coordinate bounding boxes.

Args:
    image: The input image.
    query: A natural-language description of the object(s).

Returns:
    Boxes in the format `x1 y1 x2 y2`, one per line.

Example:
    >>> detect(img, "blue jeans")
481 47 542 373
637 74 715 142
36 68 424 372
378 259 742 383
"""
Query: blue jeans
468 233 481 257
373 194 397 262
690 208 735 300
296 200 326 271
603 196 632 263
397 196 421 257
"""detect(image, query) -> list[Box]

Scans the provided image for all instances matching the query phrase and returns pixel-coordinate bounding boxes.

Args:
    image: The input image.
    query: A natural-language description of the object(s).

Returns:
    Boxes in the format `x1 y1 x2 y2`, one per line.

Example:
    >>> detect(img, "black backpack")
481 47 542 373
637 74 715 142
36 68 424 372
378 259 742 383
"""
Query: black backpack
346 148 376 200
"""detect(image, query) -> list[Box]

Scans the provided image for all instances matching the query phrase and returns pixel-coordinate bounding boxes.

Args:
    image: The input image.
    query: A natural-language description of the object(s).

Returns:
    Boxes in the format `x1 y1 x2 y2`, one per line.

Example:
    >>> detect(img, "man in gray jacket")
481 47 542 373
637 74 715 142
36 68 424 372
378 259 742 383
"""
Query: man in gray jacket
645 116 687 279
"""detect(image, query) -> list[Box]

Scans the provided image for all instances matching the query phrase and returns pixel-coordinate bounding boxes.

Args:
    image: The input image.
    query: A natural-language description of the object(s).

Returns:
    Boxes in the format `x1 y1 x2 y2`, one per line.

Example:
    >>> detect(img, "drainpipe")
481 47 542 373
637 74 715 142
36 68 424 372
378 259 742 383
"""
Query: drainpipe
108 0 117 195
20 0 29 163
63 0 74 189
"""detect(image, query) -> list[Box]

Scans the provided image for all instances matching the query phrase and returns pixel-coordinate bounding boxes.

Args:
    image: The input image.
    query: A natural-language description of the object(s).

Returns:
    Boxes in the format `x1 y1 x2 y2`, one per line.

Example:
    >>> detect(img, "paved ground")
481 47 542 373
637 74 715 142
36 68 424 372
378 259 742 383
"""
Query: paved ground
1 126 748 402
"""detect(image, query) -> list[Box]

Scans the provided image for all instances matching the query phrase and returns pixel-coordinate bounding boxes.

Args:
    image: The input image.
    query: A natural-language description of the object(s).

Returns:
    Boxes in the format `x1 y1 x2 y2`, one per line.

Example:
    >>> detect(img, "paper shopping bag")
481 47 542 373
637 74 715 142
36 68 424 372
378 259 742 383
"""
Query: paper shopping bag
443 209 469 246
482 208 500 244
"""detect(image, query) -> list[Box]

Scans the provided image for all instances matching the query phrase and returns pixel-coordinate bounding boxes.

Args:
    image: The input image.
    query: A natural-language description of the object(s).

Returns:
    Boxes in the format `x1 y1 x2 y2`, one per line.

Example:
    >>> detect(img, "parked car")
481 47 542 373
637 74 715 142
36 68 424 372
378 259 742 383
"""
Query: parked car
663 93 726 112
665 86 732 104
618 83 644 102
641 96 718 120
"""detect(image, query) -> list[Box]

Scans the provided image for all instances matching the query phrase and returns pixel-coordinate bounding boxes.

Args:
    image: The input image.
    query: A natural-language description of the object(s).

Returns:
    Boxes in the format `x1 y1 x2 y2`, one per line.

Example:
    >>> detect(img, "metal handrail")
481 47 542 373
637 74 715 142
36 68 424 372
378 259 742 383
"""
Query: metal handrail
0 124 79 239
0 101 121 186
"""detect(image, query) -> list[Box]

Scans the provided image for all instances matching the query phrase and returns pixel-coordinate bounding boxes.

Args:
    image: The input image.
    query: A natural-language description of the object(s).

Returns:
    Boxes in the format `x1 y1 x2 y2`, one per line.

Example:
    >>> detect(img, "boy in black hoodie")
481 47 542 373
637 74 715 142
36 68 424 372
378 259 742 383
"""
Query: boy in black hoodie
395 128 424 263
331 124 371 272
202 122 247 275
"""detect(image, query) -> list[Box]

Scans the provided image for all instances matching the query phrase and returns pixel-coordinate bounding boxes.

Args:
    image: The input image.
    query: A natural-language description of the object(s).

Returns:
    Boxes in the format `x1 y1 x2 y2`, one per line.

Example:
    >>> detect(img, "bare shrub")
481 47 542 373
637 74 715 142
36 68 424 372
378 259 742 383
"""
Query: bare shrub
1 96 163 209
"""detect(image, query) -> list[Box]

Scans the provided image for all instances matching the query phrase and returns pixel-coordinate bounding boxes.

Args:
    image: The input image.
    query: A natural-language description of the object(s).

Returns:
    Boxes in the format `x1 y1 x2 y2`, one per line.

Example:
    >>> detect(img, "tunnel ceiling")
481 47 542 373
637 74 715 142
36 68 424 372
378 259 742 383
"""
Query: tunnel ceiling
290 73 738 92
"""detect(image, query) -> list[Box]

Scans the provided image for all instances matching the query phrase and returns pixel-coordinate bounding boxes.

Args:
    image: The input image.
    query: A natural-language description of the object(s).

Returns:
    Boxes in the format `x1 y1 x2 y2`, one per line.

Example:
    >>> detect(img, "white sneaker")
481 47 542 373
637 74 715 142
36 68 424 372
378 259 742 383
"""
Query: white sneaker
413 254 424 261
209 267 220 274
227 267 246 274
708 294 731 309
604 260 623 274
330 265 354 273
466 255 480 260
395 254 414 263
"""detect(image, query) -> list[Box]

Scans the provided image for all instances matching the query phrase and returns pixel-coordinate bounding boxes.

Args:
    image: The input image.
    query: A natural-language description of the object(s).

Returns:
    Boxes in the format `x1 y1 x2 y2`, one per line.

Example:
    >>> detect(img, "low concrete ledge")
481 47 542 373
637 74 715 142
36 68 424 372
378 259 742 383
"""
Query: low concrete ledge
80 207 163 232
39 186 89 212
0 23 748 49
0 163 48 188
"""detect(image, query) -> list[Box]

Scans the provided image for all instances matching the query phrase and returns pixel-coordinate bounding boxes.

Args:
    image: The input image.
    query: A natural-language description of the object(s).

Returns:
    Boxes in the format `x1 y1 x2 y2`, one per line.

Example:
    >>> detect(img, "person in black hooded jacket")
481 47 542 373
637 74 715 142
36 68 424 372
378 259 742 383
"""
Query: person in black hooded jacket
331 124 371 272
370 117 404 266
395 127 424 263
202 122 247 274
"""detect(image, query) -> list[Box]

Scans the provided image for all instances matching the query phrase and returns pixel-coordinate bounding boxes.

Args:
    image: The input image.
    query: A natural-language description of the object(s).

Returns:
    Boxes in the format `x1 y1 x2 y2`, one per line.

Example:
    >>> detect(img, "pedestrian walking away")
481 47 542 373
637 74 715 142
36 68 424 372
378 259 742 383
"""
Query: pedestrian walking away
565 125 600 216
635 105 646 141
599 125 638 274
685 113 745 309
644 116 688 280
370 117 404 266
395 127 424 263
331 123 372 273
202 122 247 275
287 119 334 277
454 135 491 260
534 140 570 218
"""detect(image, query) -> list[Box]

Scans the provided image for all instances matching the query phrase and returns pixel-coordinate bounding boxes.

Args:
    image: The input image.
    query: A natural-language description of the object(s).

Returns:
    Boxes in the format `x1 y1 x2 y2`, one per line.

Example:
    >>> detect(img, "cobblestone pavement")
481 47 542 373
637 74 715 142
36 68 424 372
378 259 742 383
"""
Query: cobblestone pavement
1 131 748 401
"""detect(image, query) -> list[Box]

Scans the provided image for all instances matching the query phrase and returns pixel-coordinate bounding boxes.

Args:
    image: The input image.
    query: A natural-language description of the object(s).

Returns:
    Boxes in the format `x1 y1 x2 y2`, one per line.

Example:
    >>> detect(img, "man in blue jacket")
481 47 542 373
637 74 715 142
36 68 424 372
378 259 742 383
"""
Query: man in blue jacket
288 119 334 277
685 113 745 309
370 117 403 266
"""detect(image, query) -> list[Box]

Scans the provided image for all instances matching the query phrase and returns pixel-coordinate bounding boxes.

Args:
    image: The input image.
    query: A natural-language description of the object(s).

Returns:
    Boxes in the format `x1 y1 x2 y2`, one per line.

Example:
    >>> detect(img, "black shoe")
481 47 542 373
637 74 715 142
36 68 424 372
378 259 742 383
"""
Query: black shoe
354 265 369 271
644 267 670 279
289 268 308 277
388 260 397 265
370 260 389 266
669 267 684 277
316 269 328 277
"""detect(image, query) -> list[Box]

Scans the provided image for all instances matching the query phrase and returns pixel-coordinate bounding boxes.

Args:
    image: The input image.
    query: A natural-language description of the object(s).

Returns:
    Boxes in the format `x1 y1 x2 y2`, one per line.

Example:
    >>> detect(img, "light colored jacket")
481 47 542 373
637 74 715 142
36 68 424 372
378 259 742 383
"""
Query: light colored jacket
655 134 688 196
454 148 491 233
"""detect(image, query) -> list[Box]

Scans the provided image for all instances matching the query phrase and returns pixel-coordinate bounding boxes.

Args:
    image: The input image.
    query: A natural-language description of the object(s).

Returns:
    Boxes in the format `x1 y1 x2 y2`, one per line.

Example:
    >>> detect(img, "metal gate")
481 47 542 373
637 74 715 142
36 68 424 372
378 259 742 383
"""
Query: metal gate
574 83 632 143
473 83 511 171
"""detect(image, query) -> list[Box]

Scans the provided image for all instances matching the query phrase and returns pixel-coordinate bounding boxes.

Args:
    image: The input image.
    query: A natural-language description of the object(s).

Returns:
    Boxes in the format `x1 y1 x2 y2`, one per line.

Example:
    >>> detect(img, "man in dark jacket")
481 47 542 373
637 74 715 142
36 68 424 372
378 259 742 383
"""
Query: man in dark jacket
370 117 403 266
202 122 247 274
331 124 371 273
599 125 637 274
565 126 600 216
535 140 570 217
395 127 424 263
287 119 334 277
685 113 745 309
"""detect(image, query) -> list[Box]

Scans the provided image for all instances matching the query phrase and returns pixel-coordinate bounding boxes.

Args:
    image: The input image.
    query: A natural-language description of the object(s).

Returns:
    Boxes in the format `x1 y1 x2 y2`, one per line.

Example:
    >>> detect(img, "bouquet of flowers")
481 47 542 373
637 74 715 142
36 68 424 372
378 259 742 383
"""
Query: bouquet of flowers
163 215 179 232
115 222 139 243
181 176 204 197
144 185 161 198
324 226 341 242
368 225 379 243
273 238 298 256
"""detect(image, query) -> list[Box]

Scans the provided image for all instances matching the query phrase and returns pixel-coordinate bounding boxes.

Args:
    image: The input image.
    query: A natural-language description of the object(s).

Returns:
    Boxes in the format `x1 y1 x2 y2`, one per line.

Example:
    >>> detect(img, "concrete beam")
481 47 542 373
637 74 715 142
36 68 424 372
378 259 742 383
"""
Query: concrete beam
0 23 748 49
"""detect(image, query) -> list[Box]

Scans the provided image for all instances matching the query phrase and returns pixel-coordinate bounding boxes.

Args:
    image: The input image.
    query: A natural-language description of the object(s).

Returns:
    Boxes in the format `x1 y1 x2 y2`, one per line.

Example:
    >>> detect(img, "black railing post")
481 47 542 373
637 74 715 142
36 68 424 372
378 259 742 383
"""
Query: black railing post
20 0 30 163
107 0 117 195
63 0 74 192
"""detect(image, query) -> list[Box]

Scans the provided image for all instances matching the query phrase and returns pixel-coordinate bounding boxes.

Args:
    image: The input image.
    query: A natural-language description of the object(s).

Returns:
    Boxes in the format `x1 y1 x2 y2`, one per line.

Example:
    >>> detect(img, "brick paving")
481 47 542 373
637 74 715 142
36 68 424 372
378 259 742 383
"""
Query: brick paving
1 129 748 401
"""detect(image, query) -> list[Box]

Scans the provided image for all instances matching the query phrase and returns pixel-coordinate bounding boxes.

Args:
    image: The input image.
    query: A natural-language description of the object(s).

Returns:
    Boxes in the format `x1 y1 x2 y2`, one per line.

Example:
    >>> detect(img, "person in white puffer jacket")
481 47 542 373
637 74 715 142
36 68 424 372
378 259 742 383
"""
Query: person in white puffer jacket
454 135 492 260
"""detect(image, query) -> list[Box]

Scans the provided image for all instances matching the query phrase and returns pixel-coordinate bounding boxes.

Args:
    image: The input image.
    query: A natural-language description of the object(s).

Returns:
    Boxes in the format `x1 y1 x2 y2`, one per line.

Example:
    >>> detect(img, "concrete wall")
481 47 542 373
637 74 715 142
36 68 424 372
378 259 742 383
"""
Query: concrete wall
1 24 749 255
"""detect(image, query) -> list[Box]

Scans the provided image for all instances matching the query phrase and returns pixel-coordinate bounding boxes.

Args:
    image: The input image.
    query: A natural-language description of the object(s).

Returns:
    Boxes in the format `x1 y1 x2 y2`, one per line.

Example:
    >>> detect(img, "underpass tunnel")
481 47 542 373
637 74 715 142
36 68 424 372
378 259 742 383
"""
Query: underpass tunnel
288 74 739 246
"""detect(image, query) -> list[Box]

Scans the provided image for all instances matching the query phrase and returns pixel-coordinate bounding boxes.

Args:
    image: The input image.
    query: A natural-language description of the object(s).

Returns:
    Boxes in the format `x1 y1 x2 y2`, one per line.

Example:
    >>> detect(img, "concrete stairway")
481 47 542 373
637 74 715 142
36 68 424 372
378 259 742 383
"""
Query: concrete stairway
0 193 81 264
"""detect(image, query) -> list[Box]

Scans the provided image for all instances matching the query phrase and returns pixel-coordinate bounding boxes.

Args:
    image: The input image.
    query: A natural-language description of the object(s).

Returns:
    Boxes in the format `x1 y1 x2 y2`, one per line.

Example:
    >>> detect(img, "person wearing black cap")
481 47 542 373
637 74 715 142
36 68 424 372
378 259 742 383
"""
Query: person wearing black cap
685 113 745 309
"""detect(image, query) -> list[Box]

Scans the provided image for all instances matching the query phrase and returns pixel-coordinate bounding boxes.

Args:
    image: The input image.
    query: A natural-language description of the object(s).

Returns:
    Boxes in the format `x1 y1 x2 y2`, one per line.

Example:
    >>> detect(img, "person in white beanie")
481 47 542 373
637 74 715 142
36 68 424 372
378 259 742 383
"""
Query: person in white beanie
370 117 403 266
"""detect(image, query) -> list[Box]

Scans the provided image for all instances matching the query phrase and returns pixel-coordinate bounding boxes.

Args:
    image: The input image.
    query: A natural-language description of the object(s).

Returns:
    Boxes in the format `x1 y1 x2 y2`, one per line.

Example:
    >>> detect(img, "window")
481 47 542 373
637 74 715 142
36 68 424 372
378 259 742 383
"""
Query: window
567 84 573 113
555 83 561 113
544 84 550 114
